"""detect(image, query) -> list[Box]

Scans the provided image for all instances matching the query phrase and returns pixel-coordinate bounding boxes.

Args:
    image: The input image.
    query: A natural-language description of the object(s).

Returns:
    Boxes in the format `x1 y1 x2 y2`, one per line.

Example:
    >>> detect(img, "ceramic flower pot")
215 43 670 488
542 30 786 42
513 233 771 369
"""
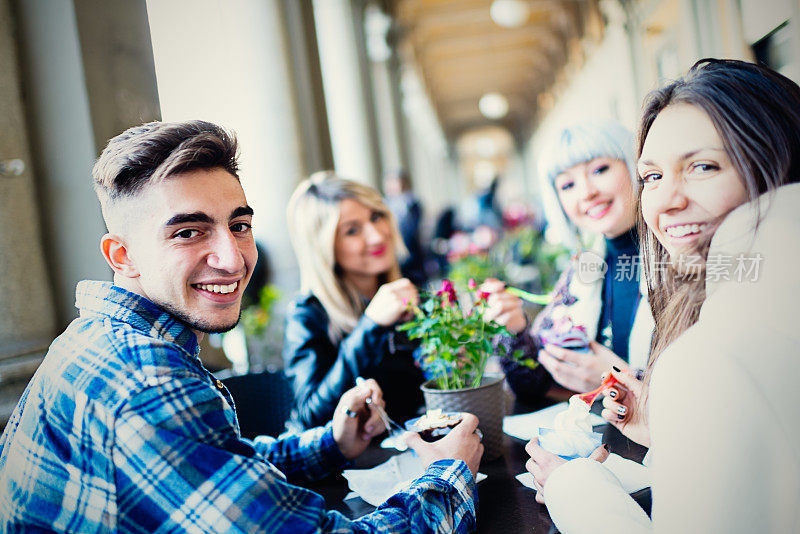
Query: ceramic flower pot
420 373 506 460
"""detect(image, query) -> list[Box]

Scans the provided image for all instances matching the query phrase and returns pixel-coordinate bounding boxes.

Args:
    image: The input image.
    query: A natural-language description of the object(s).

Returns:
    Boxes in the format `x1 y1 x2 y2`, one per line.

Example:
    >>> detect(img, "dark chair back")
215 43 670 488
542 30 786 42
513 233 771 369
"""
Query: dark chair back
222 370 293 439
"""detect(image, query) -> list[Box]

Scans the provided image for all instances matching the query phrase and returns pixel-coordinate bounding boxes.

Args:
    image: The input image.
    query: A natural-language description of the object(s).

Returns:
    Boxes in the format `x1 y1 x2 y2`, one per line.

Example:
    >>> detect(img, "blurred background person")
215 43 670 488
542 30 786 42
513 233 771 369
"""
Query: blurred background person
383 168 427 287
429 205 459 278
283 171 425 431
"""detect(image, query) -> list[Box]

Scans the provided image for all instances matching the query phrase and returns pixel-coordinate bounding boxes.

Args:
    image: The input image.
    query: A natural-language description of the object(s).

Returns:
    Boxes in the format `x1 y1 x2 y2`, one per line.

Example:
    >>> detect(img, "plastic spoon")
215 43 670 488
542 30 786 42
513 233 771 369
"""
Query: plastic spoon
576 373 619 406
505 286 552 305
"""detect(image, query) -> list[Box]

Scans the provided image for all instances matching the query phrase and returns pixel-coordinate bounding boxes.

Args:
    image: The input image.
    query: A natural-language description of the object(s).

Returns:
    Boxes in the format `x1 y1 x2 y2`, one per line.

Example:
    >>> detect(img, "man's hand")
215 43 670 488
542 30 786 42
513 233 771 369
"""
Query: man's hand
525 438 608 504
600 368 650 447
332 379 386 459
364 278 419 326
538 341 629 393
405 413 484 479
480 278 526 334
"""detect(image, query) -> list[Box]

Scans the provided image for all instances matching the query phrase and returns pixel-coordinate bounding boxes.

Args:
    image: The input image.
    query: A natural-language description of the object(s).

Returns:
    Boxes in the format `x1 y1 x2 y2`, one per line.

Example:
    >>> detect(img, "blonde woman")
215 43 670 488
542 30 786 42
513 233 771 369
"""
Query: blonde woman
284 172 425 430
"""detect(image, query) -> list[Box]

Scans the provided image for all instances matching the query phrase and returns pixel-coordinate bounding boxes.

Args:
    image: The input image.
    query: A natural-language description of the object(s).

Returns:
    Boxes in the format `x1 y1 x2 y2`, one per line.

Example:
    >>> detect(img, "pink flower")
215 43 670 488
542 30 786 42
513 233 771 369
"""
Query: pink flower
437 279 457 305
477 290 491 302
468 278 477 290
439 280 454 294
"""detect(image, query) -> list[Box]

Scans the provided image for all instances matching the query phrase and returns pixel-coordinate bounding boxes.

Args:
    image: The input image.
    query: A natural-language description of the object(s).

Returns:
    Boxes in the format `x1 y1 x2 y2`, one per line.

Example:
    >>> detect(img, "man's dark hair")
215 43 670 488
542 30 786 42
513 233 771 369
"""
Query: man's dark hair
93 120 239 206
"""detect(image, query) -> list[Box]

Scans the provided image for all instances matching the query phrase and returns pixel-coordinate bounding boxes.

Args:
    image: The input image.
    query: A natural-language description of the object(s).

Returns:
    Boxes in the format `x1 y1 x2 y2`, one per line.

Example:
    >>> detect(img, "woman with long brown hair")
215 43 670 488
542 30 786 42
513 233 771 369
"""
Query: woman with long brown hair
525 59 800 532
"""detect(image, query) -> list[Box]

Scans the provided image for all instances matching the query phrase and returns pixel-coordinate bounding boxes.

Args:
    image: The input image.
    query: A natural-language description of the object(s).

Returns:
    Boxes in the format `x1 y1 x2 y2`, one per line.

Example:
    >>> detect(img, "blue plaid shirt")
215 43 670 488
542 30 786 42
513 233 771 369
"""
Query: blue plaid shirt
0 281 477 533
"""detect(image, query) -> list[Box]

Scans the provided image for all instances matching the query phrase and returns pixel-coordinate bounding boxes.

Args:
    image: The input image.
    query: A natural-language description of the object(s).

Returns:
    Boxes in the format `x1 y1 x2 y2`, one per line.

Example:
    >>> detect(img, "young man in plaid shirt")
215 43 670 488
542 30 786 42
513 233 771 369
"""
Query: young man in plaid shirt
0 120 482 533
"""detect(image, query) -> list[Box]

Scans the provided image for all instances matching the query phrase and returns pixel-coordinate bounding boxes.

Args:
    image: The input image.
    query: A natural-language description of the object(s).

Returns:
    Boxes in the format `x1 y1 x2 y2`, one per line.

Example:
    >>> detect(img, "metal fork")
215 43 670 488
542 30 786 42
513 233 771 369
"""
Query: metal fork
369 398 408 451
357 377 408 451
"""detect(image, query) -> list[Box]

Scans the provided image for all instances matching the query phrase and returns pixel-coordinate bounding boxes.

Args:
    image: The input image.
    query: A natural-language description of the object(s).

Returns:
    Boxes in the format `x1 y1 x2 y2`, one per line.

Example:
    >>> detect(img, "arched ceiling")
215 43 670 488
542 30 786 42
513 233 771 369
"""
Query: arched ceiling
387 0 603 143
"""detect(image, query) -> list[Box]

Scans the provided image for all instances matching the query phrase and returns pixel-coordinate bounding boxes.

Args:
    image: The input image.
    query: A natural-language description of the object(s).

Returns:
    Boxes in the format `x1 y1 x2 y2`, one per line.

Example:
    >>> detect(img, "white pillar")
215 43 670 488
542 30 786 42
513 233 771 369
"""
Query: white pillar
147 0 309 295
313 0 380 185
364 3 407 176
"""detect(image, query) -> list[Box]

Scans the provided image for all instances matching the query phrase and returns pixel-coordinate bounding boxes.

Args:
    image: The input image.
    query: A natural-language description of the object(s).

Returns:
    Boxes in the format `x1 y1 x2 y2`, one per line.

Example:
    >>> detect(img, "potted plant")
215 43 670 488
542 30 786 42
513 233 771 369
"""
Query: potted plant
399 279 536 459
222 284 282 374
241 284 282 368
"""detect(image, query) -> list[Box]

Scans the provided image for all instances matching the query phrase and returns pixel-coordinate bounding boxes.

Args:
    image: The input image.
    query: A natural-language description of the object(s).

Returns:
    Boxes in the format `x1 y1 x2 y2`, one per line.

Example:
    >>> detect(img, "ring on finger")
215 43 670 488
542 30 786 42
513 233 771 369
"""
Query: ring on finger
343 407 359 418
474 428 483 441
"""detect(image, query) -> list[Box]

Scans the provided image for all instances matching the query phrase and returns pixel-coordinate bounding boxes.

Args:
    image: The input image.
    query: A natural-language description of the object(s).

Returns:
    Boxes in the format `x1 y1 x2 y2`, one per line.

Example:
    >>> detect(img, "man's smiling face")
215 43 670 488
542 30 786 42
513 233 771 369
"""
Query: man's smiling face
120 167 257 333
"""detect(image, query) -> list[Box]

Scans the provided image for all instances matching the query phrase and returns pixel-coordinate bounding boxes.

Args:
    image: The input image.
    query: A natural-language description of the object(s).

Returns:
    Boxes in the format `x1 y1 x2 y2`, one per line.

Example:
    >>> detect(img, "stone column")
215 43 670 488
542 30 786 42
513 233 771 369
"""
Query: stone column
284 0 335 175
364 2 409 178
0 0 58 424
14 0 109 327
73 0 162 155
313 0 381 186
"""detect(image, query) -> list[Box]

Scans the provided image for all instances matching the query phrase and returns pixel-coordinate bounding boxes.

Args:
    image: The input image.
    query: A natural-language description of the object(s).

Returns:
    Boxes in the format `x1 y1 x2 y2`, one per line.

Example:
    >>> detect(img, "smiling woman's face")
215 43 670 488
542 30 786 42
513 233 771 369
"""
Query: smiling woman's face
334 198 396 283
638 104 749 259
553 157 637 238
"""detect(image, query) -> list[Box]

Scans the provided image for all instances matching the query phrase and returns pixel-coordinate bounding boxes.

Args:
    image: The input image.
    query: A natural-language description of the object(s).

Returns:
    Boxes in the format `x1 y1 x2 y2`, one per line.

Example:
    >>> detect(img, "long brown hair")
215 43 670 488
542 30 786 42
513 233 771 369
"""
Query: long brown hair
637 59 800 380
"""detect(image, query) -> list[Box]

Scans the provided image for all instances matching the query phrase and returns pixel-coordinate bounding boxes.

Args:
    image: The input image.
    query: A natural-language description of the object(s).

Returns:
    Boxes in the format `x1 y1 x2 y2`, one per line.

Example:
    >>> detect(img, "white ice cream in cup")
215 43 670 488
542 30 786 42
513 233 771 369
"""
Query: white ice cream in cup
539 396 603 460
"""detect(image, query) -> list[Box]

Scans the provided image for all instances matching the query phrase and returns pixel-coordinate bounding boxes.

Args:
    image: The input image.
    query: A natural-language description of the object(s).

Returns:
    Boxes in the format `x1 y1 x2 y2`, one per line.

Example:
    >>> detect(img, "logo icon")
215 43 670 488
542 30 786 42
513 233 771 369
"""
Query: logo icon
576 251 608 283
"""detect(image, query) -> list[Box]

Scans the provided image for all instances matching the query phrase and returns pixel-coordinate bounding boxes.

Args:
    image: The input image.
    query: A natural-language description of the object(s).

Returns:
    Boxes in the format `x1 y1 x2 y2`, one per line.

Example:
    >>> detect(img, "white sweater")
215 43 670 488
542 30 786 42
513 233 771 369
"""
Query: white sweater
544 183 800 534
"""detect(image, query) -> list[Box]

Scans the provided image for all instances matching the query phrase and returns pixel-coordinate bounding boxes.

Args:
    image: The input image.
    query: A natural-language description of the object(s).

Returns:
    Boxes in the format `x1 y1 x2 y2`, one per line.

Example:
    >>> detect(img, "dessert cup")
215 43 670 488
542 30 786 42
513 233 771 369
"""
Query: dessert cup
405 411 462 442
538 427 603 460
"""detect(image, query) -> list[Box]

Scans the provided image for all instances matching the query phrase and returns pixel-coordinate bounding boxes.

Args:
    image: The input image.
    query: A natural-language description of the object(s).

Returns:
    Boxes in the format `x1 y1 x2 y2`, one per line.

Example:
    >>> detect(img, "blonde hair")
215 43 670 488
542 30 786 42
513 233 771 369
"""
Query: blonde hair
538 119 637 249
287 171 406 341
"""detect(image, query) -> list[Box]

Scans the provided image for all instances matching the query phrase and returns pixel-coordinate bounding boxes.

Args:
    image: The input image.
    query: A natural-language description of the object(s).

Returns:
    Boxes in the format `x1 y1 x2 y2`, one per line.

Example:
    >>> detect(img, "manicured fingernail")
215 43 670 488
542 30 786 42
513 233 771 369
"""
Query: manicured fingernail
612 365 621 372
617 406 627 415
608 389 617 398
617 413 625 420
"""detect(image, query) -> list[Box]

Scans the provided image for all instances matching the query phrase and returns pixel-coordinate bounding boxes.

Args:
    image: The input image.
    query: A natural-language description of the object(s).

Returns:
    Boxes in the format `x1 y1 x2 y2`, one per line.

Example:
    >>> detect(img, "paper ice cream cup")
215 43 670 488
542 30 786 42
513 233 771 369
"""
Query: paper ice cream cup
538 427 603 460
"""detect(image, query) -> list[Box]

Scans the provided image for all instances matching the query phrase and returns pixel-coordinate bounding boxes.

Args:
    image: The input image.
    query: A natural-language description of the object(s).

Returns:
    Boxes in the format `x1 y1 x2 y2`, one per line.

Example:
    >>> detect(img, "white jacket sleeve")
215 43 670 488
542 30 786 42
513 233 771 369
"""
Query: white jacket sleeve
545 458 651 534
647 330 798 534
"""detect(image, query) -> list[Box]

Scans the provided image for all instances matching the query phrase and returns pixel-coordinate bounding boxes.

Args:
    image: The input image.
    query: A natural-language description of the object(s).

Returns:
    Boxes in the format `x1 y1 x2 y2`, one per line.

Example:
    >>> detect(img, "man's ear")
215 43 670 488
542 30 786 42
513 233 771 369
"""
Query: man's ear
100 233 140 278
